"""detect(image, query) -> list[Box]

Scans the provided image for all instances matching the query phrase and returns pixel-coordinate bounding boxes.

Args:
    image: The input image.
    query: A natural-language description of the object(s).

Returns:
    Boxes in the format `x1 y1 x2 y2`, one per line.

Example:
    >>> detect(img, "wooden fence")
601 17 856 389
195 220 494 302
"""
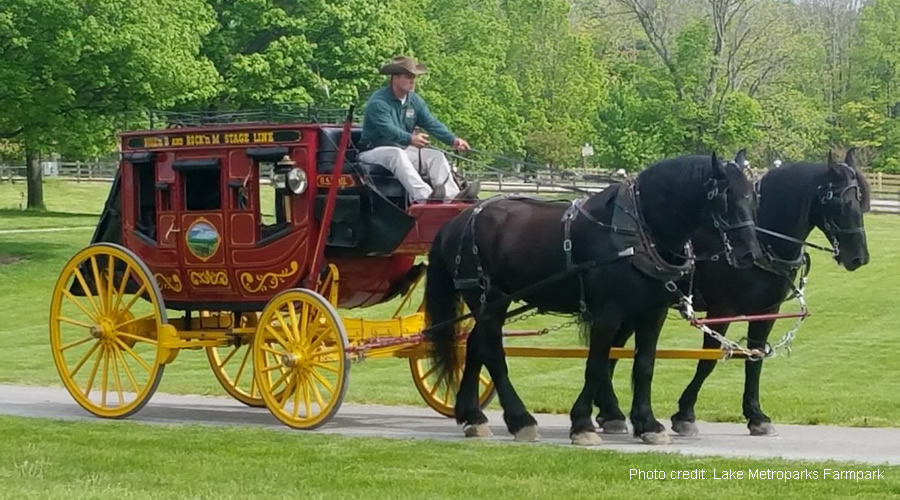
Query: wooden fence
2 162 899 213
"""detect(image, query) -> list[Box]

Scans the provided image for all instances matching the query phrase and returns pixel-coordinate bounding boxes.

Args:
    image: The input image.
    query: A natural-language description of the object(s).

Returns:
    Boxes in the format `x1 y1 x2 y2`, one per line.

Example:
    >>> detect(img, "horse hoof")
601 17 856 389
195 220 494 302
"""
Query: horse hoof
514 425 541 442
571 431 603 447
463 423 493 438
749 422 778 436
600 419 629 434
640 431 672 445
671 420 699 437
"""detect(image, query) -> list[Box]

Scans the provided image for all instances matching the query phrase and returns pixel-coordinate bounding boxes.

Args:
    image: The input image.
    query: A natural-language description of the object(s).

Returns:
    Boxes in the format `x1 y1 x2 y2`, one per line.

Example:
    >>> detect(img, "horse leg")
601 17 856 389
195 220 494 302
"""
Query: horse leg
471 301 539 441
455 323 492 438
595 321 631 434
630 308 670 444
570 319 620 446
670 319 732 437
744 318 778 436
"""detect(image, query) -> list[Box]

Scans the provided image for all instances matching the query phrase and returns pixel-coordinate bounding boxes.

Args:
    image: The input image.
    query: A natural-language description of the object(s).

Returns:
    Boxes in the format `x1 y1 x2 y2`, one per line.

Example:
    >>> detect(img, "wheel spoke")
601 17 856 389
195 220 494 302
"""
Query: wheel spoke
299 302 310 345
287 302 300 344
83 344 105 397
260 345 284 356
115 348 141 394
119 283 147 318
62 289 99 323
115 331 156 346
279 376 296 407
110 345 124 406
428 378 442 397
269 368 291 392
292 374 302 419
308 367 335 394
105 256 116 313
116 313 155 331
309 376 326 409
73 268 102 318
419 361 439 380
112 264 133 313
113 337 152 373
302 375 312 418
310 361 339 374
274 309 294 343
100 344 110 407
90 256 108 314
232 345 251 387
60 335 94 352
58 316 95 330
309 346 340 360
264 325 290 350
216 346 241 370
69 341 101 378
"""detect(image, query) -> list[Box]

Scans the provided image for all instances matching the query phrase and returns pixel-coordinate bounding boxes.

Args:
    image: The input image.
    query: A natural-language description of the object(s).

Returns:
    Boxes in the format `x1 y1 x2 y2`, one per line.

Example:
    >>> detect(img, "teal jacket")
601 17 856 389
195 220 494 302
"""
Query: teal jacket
358 86 456 150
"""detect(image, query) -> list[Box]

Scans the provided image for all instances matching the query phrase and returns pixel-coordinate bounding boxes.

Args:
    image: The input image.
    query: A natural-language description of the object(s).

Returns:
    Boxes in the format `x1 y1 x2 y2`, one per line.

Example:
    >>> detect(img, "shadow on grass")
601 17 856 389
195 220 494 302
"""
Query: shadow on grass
0 209 99 219
0 239 75 264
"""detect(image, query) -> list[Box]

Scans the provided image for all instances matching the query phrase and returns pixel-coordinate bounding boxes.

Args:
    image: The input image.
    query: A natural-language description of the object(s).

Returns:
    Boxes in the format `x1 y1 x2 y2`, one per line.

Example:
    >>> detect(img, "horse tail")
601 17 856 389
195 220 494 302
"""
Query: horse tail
424 233 461 386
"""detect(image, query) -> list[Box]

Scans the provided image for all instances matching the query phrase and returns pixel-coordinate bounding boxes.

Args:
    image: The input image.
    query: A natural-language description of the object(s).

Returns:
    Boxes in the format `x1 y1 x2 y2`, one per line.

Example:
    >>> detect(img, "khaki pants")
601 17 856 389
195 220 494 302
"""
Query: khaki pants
358 146 460 202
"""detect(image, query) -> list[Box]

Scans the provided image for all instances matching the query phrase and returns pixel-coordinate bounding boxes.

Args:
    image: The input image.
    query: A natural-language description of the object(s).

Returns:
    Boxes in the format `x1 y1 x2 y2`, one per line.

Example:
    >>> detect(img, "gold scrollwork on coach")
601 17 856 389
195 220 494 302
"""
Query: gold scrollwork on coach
190 270 230 287
154 272 183 293
240 261 300 294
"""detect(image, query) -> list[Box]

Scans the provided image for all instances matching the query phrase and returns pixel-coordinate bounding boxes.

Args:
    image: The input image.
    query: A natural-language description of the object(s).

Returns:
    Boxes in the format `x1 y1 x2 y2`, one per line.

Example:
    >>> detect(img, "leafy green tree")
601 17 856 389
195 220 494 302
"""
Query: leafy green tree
0 0 218 208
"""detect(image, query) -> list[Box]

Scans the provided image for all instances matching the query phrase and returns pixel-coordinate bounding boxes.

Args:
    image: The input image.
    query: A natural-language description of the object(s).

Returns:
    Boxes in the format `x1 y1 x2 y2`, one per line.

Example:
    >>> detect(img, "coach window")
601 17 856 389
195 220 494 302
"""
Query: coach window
245 147 292 240
173 158 222 211
125 152 157 240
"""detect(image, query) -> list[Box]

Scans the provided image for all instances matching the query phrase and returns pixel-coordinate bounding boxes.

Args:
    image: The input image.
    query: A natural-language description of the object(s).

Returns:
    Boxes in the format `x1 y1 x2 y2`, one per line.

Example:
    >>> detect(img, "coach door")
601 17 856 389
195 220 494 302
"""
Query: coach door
174 157 232 294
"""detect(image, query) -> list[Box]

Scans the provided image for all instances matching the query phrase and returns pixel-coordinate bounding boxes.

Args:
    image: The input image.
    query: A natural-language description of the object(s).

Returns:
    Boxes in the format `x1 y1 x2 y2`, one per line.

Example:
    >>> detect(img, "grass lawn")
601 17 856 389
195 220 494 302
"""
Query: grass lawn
0 415 897 499
1 181 899 428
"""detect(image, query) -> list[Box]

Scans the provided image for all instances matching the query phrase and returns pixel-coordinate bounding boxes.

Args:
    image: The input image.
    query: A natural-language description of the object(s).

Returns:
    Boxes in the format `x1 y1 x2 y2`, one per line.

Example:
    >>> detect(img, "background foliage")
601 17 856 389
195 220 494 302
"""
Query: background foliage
1 0 898 188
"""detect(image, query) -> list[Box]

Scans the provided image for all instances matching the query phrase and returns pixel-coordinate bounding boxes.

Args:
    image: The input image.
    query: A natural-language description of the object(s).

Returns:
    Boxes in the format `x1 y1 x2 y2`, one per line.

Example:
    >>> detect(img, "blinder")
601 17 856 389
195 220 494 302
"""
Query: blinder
817 167 865 236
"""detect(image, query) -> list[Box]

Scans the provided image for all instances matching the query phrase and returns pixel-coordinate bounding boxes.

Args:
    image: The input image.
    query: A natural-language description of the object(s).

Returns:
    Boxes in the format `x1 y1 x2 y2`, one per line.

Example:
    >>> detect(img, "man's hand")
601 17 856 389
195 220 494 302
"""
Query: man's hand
453 137 470 152
411 132 430 149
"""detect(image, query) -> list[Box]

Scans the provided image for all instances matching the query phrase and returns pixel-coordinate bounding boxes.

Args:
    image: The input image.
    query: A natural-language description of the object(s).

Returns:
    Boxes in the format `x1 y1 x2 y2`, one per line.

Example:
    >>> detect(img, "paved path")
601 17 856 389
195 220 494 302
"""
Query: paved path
1 384 897 465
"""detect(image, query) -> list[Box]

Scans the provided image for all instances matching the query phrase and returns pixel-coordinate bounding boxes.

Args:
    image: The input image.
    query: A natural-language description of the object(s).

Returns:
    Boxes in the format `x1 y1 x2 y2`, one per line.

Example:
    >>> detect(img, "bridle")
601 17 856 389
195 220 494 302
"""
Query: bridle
816 167 865 257
704 165 756 267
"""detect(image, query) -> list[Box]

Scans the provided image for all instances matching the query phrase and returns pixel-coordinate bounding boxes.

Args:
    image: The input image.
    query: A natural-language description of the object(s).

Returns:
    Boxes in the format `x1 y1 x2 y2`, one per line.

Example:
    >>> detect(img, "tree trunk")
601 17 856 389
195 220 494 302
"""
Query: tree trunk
25 144 45 210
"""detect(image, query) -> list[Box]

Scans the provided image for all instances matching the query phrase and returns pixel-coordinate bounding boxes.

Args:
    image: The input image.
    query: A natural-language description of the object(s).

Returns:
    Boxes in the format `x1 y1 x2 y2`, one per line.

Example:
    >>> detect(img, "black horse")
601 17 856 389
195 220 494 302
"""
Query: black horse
595 149 871 437
424 153 762 446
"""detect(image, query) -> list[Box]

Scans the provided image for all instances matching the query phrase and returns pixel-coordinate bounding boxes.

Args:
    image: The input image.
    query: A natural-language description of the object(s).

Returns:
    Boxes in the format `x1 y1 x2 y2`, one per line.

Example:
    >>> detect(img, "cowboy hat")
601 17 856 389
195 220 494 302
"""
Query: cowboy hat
379 56 428 76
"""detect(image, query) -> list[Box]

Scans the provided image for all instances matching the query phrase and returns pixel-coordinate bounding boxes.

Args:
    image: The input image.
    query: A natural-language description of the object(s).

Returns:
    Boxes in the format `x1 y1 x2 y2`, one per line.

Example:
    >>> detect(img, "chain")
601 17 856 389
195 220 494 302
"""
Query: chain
504 310 582 336
676 294 768 361
676 268 809 362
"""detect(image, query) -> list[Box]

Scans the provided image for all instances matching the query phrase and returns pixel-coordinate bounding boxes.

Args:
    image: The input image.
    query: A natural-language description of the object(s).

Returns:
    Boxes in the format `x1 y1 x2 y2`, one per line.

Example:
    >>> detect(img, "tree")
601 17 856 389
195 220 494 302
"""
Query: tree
0 0 219 209
839 0 900 171
199 0 406 109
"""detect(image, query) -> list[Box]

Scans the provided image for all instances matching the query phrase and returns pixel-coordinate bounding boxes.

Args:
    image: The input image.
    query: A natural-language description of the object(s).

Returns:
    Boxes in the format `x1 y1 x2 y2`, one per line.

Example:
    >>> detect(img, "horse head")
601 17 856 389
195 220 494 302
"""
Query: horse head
815 148 870 271
703 149 761 269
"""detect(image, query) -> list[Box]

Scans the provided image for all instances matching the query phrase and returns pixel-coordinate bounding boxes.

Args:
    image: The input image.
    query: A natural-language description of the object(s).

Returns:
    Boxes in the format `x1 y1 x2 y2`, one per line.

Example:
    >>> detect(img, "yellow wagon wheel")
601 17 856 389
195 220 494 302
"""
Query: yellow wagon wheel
411 300 495 417
49 243 167 418
410 354 495 418
206 313 264 407
253 288 350 429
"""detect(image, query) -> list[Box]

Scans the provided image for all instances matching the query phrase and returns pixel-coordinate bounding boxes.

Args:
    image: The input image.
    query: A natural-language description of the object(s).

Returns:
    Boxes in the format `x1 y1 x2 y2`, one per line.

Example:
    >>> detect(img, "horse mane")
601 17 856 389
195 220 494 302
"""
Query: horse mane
856 167 872 213
757 163 823 229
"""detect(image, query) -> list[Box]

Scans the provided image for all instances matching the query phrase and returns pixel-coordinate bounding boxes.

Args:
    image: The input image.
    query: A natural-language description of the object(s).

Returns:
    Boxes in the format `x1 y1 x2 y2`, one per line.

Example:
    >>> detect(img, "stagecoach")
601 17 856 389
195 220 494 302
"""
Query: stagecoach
48 106 817 434
49 107 496 429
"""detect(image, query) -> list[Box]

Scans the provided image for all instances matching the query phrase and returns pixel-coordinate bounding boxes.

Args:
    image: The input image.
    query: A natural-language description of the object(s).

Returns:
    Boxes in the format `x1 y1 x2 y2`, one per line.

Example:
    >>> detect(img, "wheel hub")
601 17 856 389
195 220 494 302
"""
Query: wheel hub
281 353 299 368
89 318 117 341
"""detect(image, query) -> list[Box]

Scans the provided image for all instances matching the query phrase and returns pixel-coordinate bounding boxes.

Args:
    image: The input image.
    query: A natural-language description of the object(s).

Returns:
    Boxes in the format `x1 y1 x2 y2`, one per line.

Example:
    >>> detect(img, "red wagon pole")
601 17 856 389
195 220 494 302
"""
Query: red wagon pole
307 106 354 289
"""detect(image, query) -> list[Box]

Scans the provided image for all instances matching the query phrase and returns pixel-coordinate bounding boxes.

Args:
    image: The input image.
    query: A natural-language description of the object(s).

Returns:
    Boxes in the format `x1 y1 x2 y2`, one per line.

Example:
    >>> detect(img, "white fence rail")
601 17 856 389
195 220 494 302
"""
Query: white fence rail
2 163 899 214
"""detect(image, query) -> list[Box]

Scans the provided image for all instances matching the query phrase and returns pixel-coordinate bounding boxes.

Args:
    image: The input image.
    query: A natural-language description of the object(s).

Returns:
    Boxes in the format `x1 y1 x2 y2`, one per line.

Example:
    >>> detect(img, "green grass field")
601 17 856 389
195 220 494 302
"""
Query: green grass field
1 179 899 429
0 416 897 499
